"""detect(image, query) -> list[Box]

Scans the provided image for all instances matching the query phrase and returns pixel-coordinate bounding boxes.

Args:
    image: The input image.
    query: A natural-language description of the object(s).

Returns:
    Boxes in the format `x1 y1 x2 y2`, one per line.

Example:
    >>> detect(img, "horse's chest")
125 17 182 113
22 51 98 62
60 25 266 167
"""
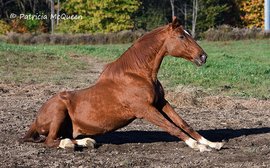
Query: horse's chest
128 81 164 104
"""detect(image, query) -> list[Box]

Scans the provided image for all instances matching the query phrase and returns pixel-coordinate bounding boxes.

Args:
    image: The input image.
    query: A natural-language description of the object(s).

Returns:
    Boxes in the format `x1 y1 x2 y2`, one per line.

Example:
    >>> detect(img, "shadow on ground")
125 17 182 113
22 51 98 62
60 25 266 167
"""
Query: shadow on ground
94 127 270 144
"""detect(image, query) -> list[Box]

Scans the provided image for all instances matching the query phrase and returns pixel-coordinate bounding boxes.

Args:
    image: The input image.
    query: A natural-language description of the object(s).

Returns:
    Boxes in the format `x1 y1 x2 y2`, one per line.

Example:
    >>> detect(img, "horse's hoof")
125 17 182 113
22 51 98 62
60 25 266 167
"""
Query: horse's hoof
76 138 96 148
58 138 75 149
198 144 212 152
211 141 225 150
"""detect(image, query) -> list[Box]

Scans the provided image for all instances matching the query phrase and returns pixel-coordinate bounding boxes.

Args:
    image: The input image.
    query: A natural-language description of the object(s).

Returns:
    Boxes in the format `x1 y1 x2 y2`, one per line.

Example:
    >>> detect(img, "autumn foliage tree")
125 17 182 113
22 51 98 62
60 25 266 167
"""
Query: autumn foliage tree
0 0 266 34
240 0 264 28
57 0 141 33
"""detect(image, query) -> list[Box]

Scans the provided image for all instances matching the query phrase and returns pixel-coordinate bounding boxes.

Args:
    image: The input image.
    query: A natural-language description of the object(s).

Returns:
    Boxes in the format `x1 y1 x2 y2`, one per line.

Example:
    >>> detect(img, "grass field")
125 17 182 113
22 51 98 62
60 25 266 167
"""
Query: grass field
0 39 269 99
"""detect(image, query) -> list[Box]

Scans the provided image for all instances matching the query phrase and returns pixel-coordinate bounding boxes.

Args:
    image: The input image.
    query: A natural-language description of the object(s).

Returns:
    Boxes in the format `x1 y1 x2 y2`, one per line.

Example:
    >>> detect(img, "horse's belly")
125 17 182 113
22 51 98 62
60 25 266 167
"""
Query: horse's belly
73 98 135 135
69 80 141 135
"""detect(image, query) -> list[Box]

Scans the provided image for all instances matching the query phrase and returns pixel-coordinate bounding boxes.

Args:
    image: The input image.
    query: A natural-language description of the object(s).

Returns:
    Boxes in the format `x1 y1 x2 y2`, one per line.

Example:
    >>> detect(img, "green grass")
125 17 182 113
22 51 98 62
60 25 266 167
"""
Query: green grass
0 43 88 84
159 40 270 99
72 40 270 99
0 39 269 99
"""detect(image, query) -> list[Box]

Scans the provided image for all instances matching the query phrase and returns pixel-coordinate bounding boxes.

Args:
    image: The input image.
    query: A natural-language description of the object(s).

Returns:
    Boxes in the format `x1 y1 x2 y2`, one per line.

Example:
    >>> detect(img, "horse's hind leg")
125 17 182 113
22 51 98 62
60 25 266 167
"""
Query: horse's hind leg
161 101 224 150
51 92 96 149
58 138 96 149
44 109 69 148
58 123 96 149
44 116 88 149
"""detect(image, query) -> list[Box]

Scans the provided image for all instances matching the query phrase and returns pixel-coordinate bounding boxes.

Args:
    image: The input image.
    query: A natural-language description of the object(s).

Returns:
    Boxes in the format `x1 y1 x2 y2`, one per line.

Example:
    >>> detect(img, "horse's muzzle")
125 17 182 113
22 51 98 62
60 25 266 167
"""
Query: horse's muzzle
194 54 207 66
200 54 207 64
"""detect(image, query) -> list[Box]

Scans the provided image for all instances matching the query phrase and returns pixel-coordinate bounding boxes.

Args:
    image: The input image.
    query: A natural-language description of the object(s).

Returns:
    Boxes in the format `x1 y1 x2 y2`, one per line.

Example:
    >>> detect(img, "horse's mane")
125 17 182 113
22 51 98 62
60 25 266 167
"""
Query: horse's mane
101 25 169 77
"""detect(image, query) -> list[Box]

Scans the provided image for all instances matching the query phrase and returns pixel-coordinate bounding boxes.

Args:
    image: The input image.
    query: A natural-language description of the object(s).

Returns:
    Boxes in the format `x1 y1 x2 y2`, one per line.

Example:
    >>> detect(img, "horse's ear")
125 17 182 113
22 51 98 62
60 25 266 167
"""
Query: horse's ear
172 16 181 29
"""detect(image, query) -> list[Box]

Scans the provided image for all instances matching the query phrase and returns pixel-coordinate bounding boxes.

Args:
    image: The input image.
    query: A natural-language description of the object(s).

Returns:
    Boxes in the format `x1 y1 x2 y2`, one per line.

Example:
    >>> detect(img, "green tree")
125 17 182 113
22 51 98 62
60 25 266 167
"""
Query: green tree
134 0 242 35
196 0 242 33
57 0 140 33
134 0 169 30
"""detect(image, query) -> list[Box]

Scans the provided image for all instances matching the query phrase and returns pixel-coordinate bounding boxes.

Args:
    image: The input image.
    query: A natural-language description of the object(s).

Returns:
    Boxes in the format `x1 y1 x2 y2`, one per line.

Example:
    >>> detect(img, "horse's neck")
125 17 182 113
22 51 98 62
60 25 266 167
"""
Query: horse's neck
120 42 165 75
150 46 166 81
99 31 167 81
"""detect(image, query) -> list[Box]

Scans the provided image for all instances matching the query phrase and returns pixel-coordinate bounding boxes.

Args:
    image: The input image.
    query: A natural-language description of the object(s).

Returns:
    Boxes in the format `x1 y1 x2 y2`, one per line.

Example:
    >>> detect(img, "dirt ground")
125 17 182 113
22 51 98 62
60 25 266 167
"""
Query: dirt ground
1 57 270 168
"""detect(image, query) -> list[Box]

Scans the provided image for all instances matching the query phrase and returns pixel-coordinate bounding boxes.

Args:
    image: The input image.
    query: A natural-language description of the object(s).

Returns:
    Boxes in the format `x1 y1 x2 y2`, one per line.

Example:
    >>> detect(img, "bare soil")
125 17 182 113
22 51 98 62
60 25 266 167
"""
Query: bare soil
1 57 270 168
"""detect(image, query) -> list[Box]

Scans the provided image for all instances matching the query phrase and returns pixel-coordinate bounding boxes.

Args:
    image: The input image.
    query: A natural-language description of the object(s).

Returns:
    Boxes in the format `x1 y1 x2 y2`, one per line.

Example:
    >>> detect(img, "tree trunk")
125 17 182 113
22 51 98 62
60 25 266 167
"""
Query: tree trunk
192 0 198 37
16 0 25 14
50 0 54 34
170 0 175 19
184 3 187 28
56 0 60 25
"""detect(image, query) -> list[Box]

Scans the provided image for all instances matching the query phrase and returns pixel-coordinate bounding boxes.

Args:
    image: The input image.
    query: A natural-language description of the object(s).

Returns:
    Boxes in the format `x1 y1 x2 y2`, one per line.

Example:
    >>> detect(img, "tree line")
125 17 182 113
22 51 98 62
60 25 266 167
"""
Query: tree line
0 0 264 35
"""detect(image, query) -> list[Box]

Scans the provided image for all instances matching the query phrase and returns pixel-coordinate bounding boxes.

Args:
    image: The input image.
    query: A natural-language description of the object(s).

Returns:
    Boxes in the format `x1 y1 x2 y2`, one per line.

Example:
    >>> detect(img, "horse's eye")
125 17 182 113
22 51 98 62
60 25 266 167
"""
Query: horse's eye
179 35 185 39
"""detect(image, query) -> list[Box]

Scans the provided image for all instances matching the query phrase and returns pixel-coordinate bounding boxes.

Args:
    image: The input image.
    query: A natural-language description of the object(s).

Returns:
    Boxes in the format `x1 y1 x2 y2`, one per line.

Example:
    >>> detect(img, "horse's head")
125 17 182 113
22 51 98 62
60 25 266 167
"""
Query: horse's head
164 17 207 66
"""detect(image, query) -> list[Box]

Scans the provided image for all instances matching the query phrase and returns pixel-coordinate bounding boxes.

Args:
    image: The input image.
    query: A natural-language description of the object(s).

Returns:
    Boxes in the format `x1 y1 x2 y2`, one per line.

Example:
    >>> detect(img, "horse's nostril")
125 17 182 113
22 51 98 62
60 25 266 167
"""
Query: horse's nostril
200 54 207 63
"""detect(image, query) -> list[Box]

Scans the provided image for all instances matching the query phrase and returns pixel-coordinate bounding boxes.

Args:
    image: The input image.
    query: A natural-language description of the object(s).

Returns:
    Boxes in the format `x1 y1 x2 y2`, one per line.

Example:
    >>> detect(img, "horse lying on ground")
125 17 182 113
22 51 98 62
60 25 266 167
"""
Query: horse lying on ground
20 17 224 152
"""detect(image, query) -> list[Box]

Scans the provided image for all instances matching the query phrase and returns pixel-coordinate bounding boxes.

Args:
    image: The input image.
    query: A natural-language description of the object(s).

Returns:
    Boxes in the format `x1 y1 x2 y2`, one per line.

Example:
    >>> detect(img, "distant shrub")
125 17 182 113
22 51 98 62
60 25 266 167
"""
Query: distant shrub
31 34 50 44
10 19 29 33
9 17 47 33
0 20 11 34
23 14 48 33
202 25 270 41
0 35 7 42
3 30 145 45
6 32 33 44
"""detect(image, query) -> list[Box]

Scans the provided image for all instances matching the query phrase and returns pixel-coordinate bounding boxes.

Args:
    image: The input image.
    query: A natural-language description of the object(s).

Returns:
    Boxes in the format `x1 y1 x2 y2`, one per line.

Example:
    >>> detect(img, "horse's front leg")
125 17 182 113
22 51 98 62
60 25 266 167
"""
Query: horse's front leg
136 104 211 152
160 100 224 150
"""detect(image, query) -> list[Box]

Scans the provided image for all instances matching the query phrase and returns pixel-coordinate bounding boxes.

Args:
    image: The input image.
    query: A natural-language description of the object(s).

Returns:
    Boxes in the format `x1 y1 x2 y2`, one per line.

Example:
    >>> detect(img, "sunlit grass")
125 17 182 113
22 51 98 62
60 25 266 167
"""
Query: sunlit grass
0 43 88 84
0 39 269 99
159 40 270 99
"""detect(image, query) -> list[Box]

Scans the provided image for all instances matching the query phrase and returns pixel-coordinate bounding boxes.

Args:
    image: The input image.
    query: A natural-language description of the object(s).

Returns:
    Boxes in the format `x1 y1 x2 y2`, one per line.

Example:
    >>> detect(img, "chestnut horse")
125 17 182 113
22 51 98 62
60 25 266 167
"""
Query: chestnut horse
20 18 224 152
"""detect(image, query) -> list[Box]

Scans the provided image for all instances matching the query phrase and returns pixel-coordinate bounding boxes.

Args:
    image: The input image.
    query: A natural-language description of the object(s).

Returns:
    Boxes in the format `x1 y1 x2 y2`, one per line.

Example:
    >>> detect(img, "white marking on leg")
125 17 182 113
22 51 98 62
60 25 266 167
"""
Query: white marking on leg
185 138 211 152
185 138 197 148
58 138 74 149
199 137 225 150
76 138 96 148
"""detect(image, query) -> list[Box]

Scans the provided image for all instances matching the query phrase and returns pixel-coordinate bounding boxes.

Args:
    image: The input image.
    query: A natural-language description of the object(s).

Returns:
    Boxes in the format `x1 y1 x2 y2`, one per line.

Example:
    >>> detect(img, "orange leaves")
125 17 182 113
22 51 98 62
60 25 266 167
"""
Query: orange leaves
241 0 264 28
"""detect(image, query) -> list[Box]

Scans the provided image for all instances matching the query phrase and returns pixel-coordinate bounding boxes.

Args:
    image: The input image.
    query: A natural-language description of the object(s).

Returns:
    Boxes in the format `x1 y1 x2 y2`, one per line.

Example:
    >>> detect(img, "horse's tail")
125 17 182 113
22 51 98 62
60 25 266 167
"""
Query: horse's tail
19 121 44 143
